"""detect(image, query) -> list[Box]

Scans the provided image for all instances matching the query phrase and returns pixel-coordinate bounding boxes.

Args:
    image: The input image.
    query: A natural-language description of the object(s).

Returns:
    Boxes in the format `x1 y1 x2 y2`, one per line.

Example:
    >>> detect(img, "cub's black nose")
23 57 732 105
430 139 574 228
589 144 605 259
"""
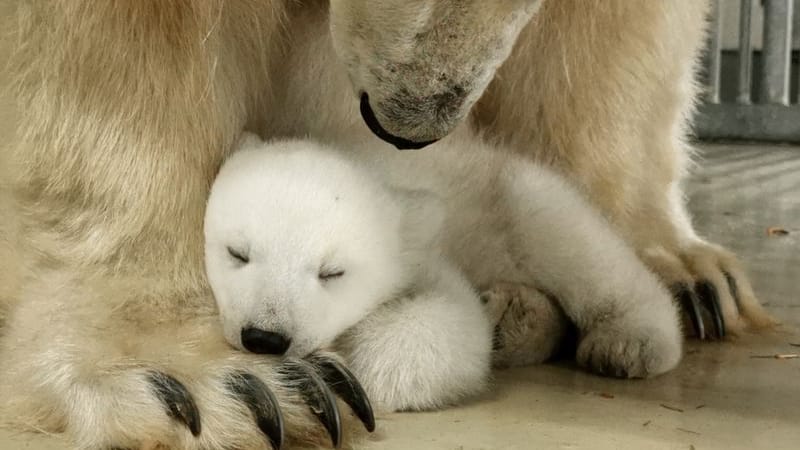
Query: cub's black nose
241 327 291 355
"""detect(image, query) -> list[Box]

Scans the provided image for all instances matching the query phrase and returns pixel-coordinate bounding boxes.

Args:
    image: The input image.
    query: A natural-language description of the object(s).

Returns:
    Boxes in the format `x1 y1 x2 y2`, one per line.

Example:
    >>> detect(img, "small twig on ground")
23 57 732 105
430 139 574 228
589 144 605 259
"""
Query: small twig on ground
642 420 652 427
598 392 615 399
750 354 799 359
676 428 701 436
695 404 706 410
766 226 792 236
660 403 684 413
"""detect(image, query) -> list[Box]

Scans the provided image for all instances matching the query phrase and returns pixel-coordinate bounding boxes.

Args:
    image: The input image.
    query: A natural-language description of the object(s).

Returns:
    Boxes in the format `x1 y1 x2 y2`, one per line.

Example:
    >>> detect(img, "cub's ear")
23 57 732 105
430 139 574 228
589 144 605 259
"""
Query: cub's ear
236 131 264 150
389 186 446 251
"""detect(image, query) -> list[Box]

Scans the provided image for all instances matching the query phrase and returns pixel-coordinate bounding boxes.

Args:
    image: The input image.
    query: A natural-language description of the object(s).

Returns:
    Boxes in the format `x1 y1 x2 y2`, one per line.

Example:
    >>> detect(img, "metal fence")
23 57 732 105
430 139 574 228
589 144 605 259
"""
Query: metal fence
695 0 800 143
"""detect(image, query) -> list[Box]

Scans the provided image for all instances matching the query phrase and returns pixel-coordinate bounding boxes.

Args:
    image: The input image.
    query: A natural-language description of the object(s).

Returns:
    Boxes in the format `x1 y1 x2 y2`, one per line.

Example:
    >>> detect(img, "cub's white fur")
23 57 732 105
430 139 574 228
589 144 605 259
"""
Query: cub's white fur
205 132 684 411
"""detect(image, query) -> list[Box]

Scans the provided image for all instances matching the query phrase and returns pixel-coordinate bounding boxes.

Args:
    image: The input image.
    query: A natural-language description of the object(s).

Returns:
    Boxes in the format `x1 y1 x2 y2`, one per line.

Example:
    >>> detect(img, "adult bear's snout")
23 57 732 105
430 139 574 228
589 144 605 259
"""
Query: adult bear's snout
359 93 439 150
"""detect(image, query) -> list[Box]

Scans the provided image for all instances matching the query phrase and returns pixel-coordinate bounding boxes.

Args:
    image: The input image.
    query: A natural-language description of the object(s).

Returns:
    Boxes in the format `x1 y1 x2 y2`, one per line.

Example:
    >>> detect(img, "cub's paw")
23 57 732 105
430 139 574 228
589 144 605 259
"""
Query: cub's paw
480 282 570 368
576 322 682 379
642 241 777 340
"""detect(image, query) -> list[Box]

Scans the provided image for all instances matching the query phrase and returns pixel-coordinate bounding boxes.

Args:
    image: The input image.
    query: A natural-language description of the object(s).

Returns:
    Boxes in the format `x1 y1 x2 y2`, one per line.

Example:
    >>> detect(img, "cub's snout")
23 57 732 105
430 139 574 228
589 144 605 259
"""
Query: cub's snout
241 327 292 355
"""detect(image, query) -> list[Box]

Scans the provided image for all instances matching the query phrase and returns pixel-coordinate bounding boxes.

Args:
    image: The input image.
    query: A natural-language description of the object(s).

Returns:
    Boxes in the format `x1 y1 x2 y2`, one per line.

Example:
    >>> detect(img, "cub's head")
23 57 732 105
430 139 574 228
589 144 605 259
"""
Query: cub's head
329 0 541 148
205 135 441 357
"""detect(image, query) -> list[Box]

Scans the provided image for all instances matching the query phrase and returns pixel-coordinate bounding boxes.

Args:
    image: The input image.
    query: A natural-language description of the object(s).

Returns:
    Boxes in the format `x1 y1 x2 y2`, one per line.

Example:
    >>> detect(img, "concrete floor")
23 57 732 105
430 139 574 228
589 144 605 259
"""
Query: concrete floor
1 18 798 450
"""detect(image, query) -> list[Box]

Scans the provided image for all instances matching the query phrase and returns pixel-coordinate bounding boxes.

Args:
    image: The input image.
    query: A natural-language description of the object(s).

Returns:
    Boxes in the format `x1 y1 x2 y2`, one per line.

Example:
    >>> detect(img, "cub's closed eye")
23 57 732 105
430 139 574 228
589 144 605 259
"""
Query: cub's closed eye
227 247 249 264
319 269 345 281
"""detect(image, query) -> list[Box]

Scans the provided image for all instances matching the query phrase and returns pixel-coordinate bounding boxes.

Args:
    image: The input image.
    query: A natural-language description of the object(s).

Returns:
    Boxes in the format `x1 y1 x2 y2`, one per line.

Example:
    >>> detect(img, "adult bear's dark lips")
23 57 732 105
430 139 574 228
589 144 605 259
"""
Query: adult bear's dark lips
359 93 439 150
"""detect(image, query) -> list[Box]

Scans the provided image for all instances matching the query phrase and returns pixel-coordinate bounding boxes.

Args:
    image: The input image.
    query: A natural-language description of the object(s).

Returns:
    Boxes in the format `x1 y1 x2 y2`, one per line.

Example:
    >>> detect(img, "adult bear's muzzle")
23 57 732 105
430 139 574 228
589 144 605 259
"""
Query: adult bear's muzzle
359 93 440 150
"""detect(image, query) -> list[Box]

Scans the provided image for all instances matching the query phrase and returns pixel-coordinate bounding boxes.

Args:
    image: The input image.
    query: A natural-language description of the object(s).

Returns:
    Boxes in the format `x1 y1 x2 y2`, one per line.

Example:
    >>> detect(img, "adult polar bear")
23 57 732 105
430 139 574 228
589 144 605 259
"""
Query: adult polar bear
0 0 773 449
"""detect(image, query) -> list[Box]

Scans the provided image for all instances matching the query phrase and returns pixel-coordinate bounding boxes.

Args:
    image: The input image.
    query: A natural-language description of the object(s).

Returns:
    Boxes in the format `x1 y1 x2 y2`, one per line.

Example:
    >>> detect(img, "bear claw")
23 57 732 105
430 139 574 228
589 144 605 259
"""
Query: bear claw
673 283 707 340
147 371 202 437
280 358 343 448
226 371 285 449
672 282 726 340
308 354 376 433
696 280 725 339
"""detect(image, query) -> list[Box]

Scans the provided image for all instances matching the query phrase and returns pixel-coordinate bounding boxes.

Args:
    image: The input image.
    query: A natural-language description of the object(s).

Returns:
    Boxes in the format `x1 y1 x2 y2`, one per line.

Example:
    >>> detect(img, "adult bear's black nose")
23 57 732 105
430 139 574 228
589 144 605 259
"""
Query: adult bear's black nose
359 93 439 150
241 327 291 355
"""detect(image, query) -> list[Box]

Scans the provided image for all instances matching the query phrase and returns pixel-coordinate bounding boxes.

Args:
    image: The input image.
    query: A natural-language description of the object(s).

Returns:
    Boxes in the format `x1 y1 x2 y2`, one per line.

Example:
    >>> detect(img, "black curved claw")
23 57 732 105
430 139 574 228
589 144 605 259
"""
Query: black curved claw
307 354 376 433
672 283 706 340
226 372 285 449
696 280 726 339
281 358 342 448
147 371 202 436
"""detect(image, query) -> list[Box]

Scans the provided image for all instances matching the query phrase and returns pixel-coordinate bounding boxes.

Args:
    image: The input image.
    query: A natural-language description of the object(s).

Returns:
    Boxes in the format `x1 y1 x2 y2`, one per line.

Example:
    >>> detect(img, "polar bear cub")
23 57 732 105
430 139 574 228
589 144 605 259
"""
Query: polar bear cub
205 133 492 411
204 131 683 411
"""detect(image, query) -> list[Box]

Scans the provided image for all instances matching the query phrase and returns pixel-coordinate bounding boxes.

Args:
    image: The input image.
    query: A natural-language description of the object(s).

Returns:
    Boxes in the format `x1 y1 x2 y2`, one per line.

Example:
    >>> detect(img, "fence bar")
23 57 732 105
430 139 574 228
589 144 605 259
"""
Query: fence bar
737 0 754 103
706 0 723 103
795 0 799 104
695 0 800 143
760 0 794 104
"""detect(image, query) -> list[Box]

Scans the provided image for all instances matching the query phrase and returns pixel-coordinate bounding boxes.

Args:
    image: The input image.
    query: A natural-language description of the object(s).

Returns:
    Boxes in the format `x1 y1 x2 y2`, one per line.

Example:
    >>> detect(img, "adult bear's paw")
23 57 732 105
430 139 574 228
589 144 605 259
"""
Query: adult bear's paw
641 241 777 340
